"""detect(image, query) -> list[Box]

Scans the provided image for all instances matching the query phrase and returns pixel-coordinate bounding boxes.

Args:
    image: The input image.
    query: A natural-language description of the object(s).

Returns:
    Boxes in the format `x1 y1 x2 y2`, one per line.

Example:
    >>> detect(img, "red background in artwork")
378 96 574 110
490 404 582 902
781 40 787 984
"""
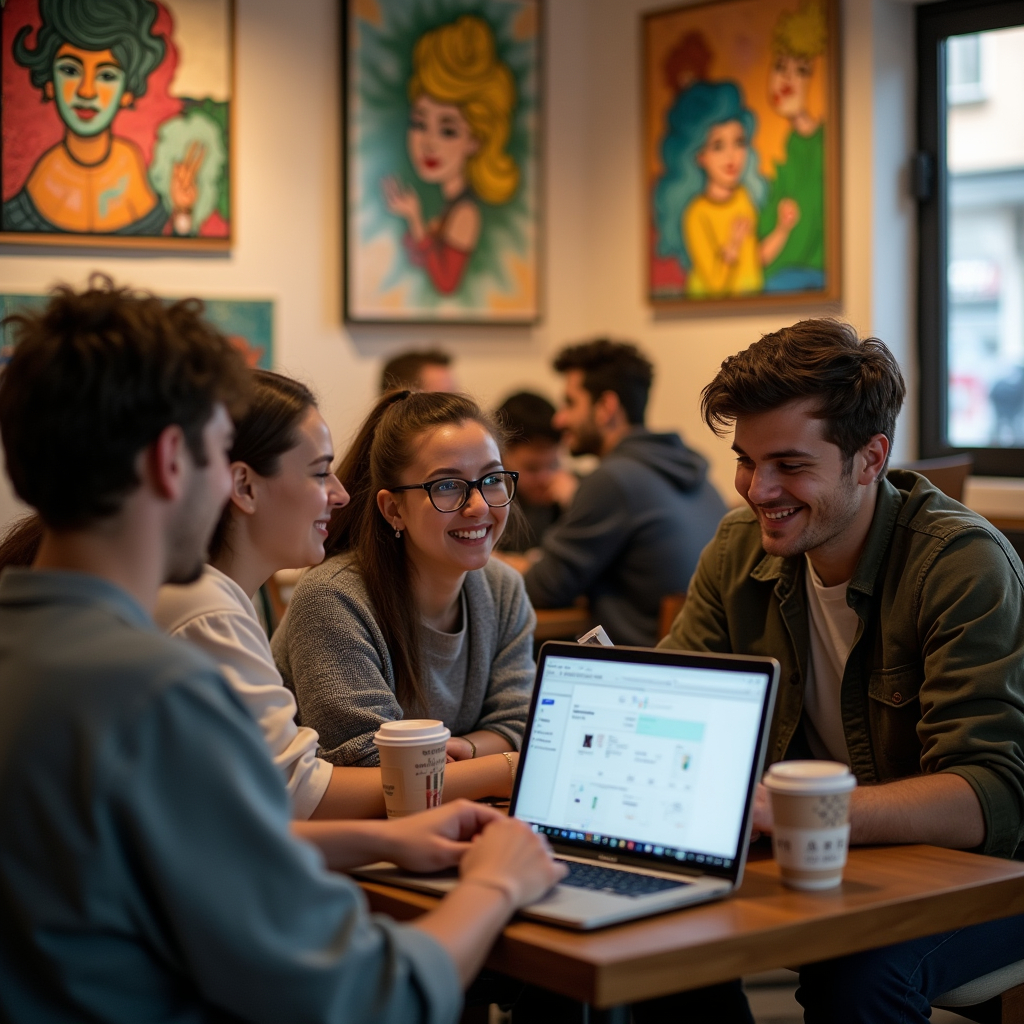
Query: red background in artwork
1 0 182 201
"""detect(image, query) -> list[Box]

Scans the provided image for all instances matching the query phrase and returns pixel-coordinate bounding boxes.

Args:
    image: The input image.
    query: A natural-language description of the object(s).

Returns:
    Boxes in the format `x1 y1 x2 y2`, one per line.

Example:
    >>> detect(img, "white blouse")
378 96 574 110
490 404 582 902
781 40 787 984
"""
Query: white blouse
155 565 332 819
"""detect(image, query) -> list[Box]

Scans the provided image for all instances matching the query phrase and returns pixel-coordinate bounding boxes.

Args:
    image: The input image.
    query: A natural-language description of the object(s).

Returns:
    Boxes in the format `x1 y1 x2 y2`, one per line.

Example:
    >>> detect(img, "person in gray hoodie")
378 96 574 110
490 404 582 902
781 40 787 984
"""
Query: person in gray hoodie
523 339 727 646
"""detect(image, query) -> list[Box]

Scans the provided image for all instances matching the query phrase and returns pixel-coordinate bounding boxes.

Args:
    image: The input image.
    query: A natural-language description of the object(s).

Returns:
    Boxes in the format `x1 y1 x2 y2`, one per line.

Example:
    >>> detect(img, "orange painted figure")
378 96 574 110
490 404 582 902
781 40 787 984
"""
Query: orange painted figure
4 0 202 235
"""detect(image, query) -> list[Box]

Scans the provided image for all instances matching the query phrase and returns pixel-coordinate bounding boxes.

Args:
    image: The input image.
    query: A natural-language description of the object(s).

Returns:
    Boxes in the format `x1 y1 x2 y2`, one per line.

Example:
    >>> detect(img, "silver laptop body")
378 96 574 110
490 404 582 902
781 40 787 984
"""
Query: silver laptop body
355 642 779 930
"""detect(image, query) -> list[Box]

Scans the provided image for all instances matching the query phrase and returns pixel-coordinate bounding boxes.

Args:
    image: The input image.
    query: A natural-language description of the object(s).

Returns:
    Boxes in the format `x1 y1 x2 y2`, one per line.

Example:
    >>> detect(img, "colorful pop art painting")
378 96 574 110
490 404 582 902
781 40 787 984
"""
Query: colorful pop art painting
1 0 233 249
344 0 541 323
644 0 840 311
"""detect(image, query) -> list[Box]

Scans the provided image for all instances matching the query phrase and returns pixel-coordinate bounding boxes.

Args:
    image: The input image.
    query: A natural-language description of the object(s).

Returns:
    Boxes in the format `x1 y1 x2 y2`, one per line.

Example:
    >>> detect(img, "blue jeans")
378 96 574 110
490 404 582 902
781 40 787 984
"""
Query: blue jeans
798 913 1024 1023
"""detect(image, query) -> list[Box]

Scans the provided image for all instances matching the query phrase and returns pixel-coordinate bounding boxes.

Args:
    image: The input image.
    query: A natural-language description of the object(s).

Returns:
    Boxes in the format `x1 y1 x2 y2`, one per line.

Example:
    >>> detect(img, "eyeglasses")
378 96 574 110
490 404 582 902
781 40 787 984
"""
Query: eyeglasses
388 471 519 513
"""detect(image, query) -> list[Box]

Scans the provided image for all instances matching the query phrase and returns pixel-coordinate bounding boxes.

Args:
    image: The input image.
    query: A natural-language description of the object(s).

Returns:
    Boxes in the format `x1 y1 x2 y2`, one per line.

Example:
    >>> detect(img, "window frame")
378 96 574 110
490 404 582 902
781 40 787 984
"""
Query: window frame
917 0 1024 476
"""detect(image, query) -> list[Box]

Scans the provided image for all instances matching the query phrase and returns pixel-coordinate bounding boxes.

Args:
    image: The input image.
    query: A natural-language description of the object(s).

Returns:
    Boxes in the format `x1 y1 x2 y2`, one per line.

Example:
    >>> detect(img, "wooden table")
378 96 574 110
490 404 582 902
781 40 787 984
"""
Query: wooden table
360 844 1024 1011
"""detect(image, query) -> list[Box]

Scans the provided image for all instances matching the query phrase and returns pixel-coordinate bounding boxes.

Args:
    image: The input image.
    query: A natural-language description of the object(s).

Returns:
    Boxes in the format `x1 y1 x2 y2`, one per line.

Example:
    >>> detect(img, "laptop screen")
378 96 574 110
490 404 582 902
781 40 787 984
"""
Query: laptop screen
512 646 774 875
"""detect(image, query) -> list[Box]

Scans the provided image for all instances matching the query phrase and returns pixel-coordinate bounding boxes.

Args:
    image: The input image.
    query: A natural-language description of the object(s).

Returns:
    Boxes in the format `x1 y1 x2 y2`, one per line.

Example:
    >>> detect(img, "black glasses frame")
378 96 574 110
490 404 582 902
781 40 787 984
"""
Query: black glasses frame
388 471 519 513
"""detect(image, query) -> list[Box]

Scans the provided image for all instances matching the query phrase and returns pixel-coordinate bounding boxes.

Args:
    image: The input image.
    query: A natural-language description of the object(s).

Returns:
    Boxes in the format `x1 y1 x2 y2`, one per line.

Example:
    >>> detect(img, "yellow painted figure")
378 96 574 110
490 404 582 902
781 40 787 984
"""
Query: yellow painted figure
382 15 518 294
684 182 763 296
654 80 796 298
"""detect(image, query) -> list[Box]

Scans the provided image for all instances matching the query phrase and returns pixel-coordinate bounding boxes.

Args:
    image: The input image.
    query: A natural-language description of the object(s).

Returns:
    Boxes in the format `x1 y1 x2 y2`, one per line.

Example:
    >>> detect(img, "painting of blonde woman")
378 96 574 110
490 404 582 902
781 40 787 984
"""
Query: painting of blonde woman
645 0 838 310
345 0 539 323
1 0 233 249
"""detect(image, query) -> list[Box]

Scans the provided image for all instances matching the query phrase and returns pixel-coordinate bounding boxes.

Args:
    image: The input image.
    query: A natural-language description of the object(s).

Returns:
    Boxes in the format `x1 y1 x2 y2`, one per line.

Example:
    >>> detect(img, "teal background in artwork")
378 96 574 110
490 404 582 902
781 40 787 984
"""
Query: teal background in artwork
351 0 538 311
0 295 273 370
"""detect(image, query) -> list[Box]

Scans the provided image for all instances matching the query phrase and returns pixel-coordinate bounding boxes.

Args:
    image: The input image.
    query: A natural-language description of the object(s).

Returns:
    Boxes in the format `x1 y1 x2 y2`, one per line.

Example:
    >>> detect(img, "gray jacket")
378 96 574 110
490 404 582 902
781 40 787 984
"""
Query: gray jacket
524 429 727 646
271 556 536 766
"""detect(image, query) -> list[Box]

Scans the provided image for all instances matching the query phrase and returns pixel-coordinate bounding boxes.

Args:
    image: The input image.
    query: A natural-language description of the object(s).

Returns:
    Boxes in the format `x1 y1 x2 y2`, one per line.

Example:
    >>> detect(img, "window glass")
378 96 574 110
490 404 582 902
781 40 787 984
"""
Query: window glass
946 26 1024 447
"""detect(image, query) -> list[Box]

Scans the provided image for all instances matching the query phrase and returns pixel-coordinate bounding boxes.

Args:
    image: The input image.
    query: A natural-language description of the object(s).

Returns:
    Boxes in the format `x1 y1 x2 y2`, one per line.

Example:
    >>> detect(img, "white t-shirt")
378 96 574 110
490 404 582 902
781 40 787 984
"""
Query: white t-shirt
155 565 333 819
803 556 861 766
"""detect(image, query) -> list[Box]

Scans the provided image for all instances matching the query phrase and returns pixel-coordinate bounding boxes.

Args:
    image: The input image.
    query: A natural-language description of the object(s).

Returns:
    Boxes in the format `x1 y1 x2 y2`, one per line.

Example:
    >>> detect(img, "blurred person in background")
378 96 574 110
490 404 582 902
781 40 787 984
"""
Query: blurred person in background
495 390 577 555
380 347 457 393
523 339 727 646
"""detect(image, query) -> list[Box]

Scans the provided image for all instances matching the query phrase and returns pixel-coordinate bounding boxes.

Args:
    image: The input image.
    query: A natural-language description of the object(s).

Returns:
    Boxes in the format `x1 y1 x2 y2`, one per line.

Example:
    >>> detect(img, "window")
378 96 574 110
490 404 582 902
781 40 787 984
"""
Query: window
918 1 1024 475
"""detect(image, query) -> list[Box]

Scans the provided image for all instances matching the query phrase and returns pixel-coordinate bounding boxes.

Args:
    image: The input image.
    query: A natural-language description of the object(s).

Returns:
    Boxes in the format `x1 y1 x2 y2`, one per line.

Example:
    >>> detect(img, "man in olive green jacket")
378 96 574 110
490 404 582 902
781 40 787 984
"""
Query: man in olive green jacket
661 319 1024 1024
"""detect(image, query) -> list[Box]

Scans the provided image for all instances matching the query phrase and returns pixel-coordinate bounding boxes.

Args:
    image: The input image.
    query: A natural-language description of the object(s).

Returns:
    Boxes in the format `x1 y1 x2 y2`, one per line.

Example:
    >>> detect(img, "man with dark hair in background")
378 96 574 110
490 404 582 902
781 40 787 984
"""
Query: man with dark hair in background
523 338 726 646
661 318 1024 1022
379 347 456 393
0 278 561 1023
495 390 577 553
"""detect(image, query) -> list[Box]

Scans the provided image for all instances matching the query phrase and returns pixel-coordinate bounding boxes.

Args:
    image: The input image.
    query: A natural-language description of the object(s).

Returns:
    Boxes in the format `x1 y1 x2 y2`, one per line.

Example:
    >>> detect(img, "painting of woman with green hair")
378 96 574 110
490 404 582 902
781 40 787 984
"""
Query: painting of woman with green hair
644 0 838 308
1 0 233 248
346 0 539 323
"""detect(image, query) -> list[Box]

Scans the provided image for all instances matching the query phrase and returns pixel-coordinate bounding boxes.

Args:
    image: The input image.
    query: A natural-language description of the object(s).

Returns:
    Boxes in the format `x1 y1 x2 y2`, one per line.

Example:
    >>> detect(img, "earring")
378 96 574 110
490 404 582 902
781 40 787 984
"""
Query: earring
394 522 402 539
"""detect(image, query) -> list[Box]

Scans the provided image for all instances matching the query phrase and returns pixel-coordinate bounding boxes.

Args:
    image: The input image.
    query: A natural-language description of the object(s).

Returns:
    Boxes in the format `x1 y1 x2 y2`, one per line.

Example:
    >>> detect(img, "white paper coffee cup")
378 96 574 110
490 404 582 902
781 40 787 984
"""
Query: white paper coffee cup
764 761 857 891
373 719 451 818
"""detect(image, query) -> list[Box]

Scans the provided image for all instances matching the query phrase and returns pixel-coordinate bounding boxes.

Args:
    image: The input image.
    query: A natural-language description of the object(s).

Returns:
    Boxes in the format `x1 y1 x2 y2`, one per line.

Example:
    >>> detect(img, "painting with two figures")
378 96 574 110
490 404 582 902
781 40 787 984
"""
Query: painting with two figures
344 0 540 323
645 0 839 310
1 0 233 249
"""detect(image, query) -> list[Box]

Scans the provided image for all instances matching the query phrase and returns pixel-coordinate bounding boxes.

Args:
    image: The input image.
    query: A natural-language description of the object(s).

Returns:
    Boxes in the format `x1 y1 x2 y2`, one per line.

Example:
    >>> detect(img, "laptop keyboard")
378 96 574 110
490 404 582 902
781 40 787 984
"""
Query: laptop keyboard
556 859 690 898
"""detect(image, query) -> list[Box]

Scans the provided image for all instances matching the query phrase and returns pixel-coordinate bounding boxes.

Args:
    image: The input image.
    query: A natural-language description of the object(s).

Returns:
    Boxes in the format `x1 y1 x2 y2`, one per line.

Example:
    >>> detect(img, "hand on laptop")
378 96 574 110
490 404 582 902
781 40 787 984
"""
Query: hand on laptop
382 800 508 874
460 816 568 908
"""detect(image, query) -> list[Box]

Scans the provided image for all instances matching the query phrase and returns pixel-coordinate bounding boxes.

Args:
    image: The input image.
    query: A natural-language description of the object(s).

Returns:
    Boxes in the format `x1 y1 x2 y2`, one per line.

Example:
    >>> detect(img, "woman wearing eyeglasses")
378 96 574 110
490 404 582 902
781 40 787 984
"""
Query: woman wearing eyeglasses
271 390 534 775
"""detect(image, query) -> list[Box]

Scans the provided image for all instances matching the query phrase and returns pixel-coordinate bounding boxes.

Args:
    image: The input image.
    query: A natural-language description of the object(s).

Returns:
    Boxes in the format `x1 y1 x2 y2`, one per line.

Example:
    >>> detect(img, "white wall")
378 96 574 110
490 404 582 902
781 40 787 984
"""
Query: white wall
0 0 920 524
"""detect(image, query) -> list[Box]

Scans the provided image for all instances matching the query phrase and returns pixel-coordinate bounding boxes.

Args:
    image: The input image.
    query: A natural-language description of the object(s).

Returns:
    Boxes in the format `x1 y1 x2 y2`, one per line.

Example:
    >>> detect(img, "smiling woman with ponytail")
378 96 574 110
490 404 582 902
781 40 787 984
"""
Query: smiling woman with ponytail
271 389 534 790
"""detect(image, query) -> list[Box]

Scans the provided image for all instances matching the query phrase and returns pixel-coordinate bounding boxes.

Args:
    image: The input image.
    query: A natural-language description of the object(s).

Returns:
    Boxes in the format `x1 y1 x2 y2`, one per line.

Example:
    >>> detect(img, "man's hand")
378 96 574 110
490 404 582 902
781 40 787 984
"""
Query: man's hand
383 800 505 874
460 816 567 908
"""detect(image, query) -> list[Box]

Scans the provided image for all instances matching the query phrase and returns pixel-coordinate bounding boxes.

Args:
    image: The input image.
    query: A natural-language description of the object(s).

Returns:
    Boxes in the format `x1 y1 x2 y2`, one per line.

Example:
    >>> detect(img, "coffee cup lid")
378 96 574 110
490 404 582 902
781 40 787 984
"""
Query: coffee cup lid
373 719 451 747
763 760 857 794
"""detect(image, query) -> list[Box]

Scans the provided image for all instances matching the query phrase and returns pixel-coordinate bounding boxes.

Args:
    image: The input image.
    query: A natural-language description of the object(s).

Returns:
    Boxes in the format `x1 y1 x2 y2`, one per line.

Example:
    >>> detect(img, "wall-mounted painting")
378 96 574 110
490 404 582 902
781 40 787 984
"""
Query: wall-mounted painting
344 0 540 324
1 0 233 250
0 294 271 368
644 0 839 312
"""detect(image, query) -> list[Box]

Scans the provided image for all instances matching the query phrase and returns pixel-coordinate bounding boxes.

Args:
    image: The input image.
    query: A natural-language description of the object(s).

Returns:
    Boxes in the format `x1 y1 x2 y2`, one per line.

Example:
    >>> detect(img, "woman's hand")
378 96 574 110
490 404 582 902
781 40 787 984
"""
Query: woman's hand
460 816 567 908
170 140 205 214
722 215 752 265
383 799 506 874
777 197 800 231
446 736 477 761
382 175 424 238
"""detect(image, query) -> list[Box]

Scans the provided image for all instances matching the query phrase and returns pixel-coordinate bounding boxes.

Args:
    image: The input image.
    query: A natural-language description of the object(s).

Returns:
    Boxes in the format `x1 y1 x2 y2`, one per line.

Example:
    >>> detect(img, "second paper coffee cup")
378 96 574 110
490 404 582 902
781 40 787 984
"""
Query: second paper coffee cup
373 719 451 818
764 761 857 890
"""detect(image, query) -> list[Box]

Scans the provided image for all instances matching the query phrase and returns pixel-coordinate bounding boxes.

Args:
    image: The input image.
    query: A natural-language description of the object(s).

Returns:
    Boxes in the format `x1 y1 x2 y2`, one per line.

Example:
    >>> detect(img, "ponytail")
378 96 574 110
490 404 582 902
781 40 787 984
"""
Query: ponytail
325 390 505 711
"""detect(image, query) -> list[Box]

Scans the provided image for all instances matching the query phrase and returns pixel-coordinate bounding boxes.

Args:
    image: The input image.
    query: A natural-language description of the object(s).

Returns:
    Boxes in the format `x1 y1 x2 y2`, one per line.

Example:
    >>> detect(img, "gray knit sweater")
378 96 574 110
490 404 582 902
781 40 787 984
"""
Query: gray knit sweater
271 556 537 767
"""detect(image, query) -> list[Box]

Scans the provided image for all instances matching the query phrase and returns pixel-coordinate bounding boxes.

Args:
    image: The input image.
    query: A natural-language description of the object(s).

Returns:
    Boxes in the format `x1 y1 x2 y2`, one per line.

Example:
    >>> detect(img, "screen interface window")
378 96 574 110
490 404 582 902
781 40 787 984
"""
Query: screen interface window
514 656 768 868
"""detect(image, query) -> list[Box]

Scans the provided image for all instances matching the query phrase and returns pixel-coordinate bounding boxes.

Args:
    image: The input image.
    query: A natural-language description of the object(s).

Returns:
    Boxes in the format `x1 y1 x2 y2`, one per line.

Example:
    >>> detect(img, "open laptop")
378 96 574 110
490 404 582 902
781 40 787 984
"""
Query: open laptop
355 641 779 930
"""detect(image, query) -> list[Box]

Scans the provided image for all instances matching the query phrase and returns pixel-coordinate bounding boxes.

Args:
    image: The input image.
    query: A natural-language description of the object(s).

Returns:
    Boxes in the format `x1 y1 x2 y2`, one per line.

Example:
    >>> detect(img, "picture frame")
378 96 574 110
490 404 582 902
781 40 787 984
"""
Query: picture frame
1 0 234 251
343 0 542 324
643 0 840 312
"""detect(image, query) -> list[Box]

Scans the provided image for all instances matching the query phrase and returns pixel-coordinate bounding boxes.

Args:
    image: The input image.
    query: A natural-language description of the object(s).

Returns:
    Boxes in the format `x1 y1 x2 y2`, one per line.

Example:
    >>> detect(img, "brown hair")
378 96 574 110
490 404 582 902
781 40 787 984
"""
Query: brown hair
553 338 654 425
379 348 452 394
0 372 315 572
0 276 251 530
208 370 317 561
701 318 906 471
0 513 43 572
325 390 506 710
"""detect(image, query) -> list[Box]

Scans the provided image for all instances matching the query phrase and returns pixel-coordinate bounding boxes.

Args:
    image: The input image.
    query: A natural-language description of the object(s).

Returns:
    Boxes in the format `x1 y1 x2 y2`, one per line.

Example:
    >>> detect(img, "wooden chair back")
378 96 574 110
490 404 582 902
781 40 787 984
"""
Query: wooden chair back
900 454 973 502
658 592 687 642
